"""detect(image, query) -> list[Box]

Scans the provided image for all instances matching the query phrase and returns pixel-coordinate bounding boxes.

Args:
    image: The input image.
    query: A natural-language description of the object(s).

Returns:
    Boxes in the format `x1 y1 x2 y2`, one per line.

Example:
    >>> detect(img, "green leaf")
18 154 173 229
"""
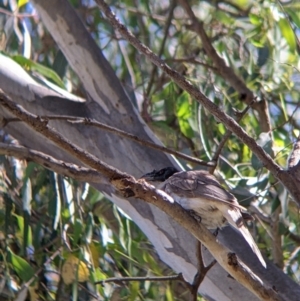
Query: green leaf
286 9 300 28
84 213 94 244
214 11 235 26
73 218 83 245
152 82 176 103
92 267 107 282
8 249 35 282
278 18 296 52
176 91 191 118
86 186 103 206
129 281 139 301
23 162 38 182
271 197 280 213
33 221 43 251
23 211 32 254
12 55 65 88
255 177 269 191
231 187 255 207
249 13 262 25
257 45 269 67
166 285 174 301
52 50 68 78
14 214 24 233
249 38 265 48
251 132 273 170
178 119 194 138
278 221 288 235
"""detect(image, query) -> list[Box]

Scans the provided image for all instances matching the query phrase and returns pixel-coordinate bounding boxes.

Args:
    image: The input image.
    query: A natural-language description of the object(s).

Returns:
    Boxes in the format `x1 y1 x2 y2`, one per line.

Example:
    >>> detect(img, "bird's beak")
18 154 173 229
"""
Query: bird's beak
139 171 156 181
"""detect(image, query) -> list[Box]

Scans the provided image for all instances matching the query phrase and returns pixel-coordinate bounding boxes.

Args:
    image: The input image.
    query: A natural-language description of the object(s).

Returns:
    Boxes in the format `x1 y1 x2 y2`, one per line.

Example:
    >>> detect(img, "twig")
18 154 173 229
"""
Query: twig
178 0 272 133
115 4 168 22
19 247 62 291
77 283 102 300
2 115 213 167
165 57 217 71
250 204 300 245
190 241 216 300
272 101 300 133
0 142 106 184
208 100 254 173
283 246 300 274
0 7 36 18
95 273 185 285
145 0 176 96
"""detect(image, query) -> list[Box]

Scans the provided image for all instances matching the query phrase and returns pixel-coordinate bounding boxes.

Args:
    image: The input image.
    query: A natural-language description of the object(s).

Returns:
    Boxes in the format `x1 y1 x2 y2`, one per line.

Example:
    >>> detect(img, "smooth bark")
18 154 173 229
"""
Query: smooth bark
0 0 299 300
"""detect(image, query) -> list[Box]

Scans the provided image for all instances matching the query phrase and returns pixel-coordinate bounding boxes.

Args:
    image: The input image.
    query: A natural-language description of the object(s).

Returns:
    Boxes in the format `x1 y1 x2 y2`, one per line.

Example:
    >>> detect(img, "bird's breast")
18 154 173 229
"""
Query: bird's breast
170 195 227 229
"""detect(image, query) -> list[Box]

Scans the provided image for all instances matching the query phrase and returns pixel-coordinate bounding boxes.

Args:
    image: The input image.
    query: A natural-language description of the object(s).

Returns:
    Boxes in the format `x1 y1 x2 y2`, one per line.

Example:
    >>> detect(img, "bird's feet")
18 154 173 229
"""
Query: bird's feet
188 210 202 223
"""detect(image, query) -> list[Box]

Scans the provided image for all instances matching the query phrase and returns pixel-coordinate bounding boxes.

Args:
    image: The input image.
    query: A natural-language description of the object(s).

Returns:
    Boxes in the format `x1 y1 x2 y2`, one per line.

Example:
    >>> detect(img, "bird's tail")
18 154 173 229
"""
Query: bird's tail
224 209 266 268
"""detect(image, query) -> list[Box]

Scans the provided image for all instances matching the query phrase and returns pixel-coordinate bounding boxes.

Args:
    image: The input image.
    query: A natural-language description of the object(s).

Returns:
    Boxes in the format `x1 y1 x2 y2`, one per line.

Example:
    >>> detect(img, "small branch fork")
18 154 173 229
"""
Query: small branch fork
189 241 216 300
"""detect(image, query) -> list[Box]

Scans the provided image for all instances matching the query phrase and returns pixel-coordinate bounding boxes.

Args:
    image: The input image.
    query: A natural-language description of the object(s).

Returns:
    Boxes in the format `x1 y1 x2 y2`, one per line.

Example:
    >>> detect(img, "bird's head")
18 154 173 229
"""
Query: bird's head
140 167 179 182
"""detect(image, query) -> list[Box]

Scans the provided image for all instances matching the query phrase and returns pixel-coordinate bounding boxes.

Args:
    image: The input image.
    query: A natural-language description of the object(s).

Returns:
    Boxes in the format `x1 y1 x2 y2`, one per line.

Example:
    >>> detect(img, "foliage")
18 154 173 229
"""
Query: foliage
0 0 299 300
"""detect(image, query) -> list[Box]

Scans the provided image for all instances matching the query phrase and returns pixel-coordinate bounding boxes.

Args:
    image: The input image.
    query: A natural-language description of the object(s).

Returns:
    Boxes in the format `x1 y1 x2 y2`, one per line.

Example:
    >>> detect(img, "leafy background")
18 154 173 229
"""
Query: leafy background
0 0 300 300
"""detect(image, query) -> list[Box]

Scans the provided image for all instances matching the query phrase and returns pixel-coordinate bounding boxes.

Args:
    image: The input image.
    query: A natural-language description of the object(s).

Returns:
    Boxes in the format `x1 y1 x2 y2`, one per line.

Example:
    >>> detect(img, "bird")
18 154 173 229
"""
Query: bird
140 167 266 268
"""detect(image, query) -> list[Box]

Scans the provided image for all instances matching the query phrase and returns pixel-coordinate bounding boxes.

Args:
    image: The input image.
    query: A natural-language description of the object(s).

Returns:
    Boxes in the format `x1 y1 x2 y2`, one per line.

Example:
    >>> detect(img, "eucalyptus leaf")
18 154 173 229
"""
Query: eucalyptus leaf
251 132 273 170
8 249 35 282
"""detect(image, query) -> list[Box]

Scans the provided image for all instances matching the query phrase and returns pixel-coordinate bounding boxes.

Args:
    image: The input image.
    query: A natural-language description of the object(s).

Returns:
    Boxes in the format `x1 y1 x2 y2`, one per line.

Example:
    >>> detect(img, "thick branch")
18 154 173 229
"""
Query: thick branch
0 91 126 179
0 89 281 301
113 178 279 301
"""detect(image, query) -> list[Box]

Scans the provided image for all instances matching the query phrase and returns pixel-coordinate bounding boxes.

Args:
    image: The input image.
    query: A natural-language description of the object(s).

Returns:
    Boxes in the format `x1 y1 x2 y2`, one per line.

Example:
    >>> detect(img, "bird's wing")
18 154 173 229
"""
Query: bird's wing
165 170 247 211
223 208 266 268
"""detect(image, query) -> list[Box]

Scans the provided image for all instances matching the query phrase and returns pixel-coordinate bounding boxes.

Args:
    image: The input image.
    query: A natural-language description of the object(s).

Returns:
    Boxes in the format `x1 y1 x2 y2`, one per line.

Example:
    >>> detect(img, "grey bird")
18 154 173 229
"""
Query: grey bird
141 167 266 268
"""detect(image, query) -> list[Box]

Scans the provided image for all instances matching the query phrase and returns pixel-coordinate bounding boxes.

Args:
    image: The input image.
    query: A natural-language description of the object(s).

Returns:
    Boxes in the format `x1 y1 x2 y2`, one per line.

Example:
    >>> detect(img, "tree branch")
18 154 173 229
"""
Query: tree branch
178 0 272 133
0 89 282 301
190 242 216 300
0 142 106 184
95 273 184 285
208 100 254 173
94 0 300 205
3 115 212 167
145 0 176 96
250 204 300 246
